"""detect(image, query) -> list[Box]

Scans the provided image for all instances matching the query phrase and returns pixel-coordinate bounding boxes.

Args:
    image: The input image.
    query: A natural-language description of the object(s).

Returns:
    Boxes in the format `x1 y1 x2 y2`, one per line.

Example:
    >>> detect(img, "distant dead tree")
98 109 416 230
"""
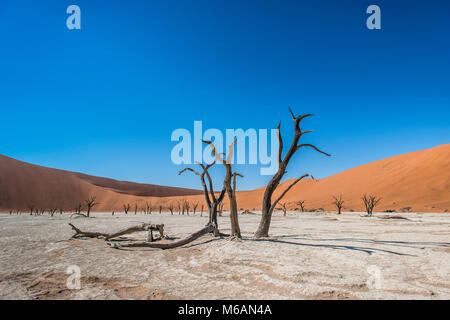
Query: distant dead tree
75 203 83 215
181 198 187 215
401 206 412 213
277 202 288 216
184 200 190 215
168 202 174 215
159 205 163 214
200 204 204 217
123 203 131 214
49 208 58 217
203 139 243 238
179 161 225 235
28 205 34 216
59 209 63 215
193 202 198 215
147 201 153 214
362 194 382 216
85 196 99 217
218 203 223 217
254 107 330 238
134 203 138 215
176 200 182 215
296 200 306 212
332 195 344 215
40 208 45 215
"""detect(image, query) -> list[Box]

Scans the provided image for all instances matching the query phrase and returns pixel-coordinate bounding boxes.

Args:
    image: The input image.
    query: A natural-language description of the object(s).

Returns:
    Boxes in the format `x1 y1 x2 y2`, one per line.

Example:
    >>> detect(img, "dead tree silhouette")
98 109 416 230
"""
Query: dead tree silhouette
168 202 174 215
85 196 99 217
332 195 344 215
123 203 131 214
179 161 225 235
254 107 330 238
362 194 382 216
277 202 288 216
203 139 244 238
193 202 198 215
296 200 306 212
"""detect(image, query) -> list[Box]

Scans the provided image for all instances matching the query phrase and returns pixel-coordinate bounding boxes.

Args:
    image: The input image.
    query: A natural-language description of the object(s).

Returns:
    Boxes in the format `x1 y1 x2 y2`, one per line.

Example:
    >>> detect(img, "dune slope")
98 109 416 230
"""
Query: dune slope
0 144 448 213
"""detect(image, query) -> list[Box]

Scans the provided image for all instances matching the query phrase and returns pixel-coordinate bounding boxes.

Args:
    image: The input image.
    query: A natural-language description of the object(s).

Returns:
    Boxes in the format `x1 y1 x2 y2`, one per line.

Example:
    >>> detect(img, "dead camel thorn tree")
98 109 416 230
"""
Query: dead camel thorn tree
85 196 99 217
203 138 244 239
168 202 174 215
179 161 225 235
277 202 288 216
184 199 190 215
123 203 131 214
176 200 182 215
193 202 198 215
332 195 344 215
254 107 330 238
362 194 382 216
296 200 306 212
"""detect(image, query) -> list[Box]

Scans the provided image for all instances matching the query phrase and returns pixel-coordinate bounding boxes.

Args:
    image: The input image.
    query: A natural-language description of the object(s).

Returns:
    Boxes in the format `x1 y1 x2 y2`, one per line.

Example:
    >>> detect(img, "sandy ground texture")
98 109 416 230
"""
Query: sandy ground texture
0 211 449 300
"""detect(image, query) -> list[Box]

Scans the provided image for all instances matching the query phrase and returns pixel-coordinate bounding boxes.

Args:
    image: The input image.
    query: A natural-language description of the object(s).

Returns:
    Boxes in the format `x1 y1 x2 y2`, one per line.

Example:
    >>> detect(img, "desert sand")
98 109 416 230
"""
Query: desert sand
1 144 449 213
0 211 449 300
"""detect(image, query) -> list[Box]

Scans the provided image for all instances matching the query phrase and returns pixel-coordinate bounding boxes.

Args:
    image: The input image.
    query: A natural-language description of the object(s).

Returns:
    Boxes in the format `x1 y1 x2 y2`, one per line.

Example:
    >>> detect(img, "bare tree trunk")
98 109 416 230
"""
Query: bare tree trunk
69 223 164 240
203 139 243 238
255 108 330 238
179 162 225 236
109 226 214 250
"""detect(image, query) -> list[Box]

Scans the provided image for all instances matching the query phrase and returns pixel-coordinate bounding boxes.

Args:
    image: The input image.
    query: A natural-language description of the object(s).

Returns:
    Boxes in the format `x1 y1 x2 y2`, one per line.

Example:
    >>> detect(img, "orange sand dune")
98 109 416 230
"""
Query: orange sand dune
0 144 449 213
235 144 450 212
167 144 450 213
0 155 201 212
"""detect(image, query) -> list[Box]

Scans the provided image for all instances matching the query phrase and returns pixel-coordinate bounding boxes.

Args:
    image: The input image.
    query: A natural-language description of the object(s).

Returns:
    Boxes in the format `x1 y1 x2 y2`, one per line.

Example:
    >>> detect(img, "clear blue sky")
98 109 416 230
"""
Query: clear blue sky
1 0 449 190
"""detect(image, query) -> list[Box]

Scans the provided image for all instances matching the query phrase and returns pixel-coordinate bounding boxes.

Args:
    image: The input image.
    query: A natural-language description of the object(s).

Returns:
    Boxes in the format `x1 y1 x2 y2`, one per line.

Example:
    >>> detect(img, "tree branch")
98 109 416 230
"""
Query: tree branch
270 174 314 213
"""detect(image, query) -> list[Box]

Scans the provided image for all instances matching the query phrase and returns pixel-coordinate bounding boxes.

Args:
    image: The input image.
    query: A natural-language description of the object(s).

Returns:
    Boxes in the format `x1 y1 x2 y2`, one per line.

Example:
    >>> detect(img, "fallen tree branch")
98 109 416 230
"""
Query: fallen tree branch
68 223 164 240
107 225 214 250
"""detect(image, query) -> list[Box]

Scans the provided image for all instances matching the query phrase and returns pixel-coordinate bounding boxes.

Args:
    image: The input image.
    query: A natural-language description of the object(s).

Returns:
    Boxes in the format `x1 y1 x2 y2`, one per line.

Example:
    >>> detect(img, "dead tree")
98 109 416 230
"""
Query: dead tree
147 201 153 214
193 202 198 215
296 200 306 212
28 205 34 216
203 139 243 238
176 200 182 215
159 205 163 214
184 200 190 215
362 194 382 216
134 203 138 215
75 203 83 215
277 202 288 216
200 204 204 217
85 196 99 217
123 203 131 214
179 161 225 235
332 195 344 215
218 203 224 217
168 202 174 215
49 208 58 217
69 223 164 240
108 225 215 250
254 108 330 238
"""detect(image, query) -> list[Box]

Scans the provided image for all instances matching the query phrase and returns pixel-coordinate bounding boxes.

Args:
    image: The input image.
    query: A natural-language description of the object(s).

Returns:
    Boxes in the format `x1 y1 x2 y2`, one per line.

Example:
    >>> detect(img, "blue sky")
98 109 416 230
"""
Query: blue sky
0 0 449 190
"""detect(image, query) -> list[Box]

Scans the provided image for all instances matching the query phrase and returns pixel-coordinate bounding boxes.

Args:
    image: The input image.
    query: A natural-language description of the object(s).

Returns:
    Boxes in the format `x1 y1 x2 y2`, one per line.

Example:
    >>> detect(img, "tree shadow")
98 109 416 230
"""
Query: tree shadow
276 234 450 250
252 238 414 256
